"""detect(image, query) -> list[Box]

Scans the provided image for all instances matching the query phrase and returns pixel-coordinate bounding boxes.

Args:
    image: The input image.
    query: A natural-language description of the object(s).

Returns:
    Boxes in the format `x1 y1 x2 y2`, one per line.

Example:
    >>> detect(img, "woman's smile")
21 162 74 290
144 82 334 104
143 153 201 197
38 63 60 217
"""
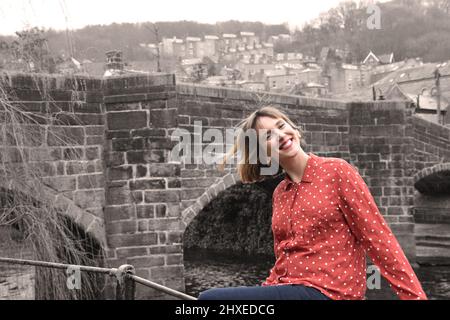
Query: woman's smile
279 137 293 151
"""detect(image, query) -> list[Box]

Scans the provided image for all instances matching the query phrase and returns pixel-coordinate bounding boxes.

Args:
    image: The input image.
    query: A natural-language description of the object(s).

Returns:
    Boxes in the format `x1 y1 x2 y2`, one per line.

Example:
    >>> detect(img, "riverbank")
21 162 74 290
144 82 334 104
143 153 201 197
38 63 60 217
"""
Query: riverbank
184 247 450 300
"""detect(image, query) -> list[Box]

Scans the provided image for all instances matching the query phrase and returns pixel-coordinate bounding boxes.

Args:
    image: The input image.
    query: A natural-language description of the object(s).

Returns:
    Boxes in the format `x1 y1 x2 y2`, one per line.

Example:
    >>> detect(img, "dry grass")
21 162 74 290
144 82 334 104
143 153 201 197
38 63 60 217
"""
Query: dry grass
0 73 107 299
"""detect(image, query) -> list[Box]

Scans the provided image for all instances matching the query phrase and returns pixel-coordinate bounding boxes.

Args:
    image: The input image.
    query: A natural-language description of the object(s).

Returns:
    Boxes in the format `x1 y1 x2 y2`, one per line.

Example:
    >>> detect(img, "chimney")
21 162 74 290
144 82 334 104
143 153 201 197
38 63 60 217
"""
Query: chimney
105 50 124 71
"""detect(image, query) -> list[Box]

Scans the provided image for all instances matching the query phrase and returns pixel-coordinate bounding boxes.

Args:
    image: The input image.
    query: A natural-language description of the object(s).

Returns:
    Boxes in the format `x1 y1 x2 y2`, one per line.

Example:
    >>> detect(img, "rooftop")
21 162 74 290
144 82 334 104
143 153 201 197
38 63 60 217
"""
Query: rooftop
186 37 201 42
333 60 450 103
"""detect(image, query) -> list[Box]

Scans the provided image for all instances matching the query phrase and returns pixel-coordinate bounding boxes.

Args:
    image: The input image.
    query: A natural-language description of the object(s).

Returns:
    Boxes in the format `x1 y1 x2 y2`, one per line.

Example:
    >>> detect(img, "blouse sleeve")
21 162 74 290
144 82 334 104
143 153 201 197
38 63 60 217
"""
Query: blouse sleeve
336 159 427 300
270 185 284 258
261 188 282 287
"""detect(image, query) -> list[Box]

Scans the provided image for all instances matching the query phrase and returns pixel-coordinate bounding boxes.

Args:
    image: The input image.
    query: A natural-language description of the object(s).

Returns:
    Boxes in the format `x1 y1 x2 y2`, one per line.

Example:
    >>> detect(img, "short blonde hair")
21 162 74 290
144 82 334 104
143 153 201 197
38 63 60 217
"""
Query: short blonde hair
220 105 304 183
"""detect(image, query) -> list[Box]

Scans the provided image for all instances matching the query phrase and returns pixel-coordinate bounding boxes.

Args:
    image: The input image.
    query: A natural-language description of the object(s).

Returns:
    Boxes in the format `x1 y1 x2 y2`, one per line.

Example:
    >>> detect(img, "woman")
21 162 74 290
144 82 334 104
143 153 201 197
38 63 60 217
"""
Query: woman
198 106 427 300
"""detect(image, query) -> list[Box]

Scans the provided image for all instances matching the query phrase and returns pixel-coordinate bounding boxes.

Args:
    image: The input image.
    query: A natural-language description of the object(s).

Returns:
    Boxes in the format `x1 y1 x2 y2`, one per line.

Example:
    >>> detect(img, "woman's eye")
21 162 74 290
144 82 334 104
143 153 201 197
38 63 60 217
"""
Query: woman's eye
279 123 285 129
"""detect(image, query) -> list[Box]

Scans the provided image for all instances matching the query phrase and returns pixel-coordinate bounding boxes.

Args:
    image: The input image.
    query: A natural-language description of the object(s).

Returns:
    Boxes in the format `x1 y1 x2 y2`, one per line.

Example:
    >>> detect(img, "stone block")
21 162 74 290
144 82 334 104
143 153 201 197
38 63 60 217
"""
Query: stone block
180 188 204 200
136 165 148 178
43 176 76 192
150 108 177 128
107 185 131 205
105 205 135 221
112 138 144 152
108 166 132 181
145 190 180 203
149 163 181 177
136 205 155 219
85 146 101 160
107 111 147 130
131 128 166 138
105 152 125 167
155 204 167 218
106 220 137 234
138 220 148 232
107 232 158 248
149 244 182 255
85 126 105 136
166 254 183 265
47 127 85 146
74 189 105 208
325 132 341 146
77 173 105 189
128 256 165 268
130 179 166 190
116 247 148 258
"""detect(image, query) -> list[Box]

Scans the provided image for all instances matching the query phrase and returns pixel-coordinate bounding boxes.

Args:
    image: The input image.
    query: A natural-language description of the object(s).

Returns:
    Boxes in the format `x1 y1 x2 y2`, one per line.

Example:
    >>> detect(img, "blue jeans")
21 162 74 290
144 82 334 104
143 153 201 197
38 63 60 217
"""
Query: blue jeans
197 284 331 300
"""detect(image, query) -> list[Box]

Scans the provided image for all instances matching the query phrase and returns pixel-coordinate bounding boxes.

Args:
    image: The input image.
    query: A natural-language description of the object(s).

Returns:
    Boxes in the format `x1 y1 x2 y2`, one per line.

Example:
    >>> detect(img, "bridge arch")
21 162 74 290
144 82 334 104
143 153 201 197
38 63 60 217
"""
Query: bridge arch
0 179 106 246
414 162 450 195
180 172 241 229
0 179 108 299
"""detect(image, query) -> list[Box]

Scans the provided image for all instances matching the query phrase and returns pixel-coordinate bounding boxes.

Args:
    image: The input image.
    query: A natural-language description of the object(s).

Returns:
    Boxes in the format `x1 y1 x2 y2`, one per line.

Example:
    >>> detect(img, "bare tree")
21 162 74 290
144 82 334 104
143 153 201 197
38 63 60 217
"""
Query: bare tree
145 23 162 72
0 76 106 299
431 0 450 13
7 28 57 73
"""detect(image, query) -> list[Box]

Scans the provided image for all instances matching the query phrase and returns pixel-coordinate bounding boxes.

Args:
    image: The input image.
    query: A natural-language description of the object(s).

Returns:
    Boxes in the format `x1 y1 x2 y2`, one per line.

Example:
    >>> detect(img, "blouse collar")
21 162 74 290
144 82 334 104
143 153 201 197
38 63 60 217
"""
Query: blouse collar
282 152 318 191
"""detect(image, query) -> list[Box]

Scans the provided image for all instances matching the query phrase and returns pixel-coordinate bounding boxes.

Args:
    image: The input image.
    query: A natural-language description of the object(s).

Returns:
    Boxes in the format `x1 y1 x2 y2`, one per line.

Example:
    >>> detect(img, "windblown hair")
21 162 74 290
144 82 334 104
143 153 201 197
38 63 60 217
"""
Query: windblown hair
220 105 303 183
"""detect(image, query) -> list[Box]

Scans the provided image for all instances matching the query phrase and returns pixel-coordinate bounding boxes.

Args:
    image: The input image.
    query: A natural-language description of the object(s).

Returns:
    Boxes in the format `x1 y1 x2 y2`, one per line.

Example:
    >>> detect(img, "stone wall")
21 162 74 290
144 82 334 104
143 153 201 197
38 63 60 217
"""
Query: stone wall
1 72 448 299
411 115 450 224
0 72 106 244
411 115 450 170
414 194 450 224
0 226 34 300
176 87 424 263
101 74 186 298
348 101 418 260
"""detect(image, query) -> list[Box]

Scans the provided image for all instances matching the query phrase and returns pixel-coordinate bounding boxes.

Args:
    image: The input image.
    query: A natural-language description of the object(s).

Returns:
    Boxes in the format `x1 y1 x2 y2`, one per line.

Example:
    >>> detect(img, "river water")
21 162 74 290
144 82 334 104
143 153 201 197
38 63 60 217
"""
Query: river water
184 248 450 300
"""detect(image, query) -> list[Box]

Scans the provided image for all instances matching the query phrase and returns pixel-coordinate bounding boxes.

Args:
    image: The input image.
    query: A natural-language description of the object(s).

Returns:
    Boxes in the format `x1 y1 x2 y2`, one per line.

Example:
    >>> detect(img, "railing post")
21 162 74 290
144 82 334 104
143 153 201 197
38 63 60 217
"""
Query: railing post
114 264 136 300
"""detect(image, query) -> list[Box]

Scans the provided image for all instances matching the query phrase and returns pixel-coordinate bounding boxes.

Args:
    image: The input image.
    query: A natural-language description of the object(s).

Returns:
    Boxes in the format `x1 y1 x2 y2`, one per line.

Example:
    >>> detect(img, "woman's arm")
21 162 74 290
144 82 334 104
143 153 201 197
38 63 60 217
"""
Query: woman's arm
336 159 427 300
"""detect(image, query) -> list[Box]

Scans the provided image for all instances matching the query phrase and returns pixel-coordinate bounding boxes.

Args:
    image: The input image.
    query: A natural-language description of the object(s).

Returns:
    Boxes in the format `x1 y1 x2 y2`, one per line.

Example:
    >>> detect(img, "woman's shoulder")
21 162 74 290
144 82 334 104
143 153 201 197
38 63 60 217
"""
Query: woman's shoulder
272 177 287 197
316 154 351 170
315 155 359 180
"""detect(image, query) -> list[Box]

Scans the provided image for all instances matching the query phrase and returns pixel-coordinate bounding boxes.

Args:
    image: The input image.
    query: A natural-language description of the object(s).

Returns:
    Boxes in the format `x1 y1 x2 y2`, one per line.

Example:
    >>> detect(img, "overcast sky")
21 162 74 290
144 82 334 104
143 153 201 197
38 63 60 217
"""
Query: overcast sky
0 0 387 36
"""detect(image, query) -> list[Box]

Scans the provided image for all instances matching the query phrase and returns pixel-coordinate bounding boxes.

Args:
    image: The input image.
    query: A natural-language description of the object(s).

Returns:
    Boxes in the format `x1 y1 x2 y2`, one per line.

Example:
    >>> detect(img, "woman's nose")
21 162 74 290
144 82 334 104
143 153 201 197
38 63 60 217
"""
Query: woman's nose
268 129 281 142
277 131 287 142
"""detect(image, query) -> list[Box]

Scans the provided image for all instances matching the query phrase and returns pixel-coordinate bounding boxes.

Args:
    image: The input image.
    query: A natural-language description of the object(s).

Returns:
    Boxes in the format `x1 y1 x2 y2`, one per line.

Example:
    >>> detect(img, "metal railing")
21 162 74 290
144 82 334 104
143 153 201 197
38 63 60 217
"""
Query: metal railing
0 256 197 300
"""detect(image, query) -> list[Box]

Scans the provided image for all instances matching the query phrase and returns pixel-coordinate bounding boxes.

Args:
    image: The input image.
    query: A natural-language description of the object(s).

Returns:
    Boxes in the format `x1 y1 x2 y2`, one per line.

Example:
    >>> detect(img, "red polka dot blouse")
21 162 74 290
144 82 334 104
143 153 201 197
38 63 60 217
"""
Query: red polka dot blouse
261 152 427 300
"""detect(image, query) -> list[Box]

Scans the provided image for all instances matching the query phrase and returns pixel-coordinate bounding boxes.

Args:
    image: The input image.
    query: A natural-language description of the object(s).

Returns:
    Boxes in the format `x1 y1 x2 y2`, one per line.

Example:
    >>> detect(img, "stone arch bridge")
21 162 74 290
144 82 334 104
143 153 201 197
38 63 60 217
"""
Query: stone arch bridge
0 72 449 298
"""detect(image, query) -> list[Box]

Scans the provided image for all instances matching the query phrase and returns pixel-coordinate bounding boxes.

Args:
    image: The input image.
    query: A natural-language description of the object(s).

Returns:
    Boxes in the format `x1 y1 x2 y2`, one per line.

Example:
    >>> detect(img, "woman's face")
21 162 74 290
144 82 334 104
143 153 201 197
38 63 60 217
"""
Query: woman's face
255 116 301 161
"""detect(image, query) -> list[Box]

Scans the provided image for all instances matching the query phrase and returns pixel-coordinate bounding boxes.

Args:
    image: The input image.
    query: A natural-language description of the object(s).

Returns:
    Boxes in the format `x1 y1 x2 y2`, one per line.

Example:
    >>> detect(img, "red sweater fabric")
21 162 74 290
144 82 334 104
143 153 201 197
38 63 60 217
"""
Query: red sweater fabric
261 152 427 300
